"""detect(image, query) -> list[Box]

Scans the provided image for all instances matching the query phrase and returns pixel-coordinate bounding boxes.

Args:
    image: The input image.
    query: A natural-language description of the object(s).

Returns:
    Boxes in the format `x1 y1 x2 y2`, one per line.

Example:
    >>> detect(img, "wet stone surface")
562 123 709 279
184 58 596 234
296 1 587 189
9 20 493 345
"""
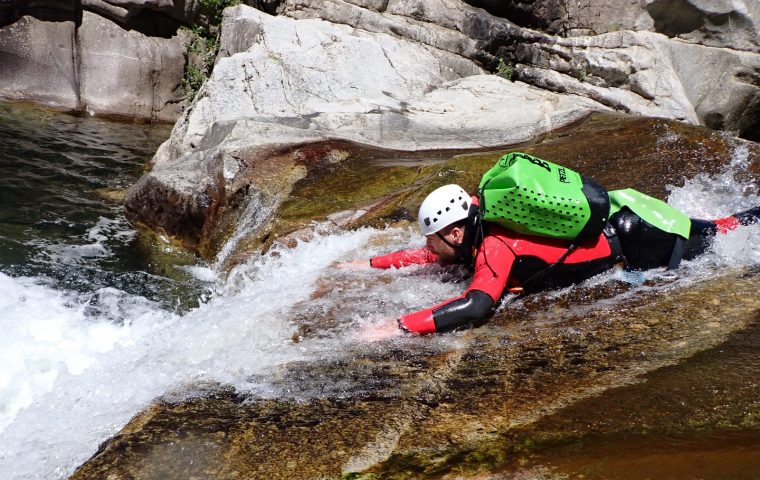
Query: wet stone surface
71 270 760 479
71 113 760 479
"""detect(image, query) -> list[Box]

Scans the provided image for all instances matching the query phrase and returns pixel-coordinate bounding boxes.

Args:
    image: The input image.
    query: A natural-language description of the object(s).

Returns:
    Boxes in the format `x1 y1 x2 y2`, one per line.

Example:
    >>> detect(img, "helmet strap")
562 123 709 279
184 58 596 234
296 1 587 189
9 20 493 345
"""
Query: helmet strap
435 231 462 252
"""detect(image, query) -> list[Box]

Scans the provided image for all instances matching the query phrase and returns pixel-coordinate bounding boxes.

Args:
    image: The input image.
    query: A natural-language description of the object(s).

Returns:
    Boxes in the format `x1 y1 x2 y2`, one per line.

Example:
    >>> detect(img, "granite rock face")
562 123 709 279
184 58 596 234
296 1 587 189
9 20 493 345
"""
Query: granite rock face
81 0 201 26
124 5 608 258
279 0 760 140
0 15 80 111
465 0 760 51
77 11 187 120
2 0 759 127
508 30 760 136
0 0 191 121
645 0 760 51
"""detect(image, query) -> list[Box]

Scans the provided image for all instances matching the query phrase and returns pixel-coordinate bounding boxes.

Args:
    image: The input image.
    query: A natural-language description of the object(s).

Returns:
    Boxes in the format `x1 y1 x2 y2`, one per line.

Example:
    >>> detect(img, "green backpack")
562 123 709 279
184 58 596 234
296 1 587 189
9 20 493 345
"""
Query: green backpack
478 152 611 247
477 152 692 276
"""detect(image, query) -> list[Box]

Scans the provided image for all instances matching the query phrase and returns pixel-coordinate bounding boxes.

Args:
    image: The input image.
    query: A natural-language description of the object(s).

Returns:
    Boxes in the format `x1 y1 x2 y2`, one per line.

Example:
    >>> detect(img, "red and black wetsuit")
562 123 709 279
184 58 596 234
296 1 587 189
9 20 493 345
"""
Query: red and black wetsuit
370 206 760 334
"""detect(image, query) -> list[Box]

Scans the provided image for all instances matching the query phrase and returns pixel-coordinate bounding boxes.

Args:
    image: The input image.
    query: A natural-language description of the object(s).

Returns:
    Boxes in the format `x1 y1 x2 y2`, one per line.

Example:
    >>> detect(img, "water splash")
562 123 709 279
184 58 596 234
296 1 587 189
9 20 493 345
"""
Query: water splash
0 226 457 479
28 216 136 265
668 143 758 218
213 189 277 269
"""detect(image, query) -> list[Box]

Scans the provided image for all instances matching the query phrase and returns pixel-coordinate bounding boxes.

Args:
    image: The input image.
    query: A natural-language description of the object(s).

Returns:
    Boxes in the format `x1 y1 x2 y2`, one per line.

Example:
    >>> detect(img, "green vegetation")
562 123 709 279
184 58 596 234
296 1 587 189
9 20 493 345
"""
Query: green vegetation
180 0 241 101
578 67 588 83
496 57 514 81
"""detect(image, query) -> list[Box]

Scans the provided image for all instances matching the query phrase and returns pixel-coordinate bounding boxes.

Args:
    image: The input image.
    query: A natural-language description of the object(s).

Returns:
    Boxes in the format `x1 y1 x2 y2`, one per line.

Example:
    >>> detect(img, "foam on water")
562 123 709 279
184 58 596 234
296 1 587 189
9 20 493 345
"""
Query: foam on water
28 216 135 265
668 143 758 218
0 226 456 479
0 276 136 432
668 142 760 275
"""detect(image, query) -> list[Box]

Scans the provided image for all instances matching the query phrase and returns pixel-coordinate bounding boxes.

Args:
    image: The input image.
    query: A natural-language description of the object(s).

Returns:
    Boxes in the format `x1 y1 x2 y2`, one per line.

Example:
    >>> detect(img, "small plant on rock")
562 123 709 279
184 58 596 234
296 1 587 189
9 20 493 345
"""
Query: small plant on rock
578 67 588 83
496 57 514 81
180 0 241 101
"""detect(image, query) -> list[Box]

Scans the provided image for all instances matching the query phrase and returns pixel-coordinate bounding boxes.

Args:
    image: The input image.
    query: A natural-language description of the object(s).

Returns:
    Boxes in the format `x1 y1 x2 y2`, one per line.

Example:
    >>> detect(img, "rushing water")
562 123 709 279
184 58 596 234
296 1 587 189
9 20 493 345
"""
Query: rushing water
0 103 758 479
0 103 460 478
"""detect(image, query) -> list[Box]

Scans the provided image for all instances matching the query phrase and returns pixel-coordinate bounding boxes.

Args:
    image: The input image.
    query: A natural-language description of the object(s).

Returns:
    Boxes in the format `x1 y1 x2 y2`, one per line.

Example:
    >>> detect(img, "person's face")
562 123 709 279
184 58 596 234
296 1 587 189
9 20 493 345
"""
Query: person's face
425 225 463 266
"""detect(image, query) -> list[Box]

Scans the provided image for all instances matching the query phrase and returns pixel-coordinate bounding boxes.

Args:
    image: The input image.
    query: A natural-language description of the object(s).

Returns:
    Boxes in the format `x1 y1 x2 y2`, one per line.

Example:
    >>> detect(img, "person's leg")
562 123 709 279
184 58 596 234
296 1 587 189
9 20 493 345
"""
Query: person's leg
719 206 760 229
611 206 760 269
682 219 716 260
684 206 760 259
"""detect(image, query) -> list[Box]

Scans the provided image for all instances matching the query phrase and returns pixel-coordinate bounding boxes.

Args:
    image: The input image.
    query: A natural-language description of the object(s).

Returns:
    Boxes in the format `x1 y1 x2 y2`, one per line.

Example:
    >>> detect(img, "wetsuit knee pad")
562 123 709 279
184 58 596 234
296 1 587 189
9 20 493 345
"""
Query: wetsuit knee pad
611 209 722 268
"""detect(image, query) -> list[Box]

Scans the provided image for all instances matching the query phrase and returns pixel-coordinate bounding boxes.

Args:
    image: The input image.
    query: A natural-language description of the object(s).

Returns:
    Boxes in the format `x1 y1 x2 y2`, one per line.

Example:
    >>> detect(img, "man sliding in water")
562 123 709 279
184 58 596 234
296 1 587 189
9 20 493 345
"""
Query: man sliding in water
343 184 760 334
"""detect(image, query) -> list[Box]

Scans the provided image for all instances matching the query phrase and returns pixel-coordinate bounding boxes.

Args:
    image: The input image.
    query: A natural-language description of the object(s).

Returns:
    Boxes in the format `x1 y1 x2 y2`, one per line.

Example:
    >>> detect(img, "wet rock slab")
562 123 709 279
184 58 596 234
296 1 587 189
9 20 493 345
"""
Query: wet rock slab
71 270 760 479
74 114 760 478
496 317 760 480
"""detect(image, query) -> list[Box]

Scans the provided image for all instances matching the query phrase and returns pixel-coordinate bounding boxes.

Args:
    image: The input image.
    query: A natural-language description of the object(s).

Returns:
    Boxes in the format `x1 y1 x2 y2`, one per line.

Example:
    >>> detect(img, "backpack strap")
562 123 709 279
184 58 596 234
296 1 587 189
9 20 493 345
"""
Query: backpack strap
512 242 579 294
667 236 687 270
458 203 484 267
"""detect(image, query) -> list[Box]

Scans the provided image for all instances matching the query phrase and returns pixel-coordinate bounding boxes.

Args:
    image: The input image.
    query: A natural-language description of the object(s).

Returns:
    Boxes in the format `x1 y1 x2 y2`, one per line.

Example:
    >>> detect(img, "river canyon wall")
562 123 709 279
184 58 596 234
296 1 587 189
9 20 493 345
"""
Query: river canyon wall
76 0 757 261
0 0 198 121
1 1 758 131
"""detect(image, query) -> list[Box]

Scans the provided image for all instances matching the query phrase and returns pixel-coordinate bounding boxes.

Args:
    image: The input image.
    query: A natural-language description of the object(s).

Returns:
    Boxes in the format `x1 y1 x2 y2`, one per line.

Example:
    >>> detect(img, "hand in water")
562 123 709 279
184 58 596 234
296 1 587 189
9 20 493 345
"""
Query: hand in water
335 259 371 270
353 318 403 342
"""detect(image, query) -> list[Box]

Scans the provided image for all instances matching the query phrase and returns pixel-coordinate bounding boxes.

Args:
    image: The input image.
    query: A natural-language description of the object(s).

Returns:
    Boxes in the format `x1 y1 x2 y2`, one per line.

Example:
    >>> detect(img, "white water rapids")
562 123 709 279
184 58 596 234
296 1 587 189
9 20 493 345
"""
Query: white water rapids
0 143 758 479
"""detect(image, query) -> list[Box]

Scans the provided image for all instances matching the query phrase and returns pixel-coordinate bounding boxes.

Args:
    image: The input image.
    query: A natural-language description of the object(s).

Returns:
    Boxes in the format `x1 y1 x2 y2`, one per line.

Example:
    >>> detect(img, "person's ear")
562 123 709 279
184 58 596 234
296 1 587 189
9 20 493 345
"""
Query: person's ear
452 226 465 244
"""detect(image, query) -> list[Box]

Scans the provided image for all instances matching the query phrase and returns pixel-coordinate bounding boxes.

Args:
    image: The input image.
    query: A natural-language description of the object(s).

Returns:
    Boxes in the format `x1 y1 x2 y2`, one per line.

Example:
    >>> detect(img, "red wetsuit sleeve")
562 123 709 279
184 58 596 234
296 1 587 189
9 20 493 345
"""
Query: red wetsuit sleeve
464 234 515 301
398 235 516 334
370 248 439 269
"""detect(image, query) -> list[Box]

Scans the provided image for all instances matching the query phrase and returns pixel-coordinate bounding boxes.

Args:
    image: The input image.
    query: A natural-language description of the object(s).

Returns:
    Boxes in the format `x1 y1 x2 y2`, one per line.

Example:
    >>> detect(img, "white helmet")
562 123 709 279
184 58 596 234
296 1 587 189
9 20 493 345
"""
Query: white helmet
418 184 471 235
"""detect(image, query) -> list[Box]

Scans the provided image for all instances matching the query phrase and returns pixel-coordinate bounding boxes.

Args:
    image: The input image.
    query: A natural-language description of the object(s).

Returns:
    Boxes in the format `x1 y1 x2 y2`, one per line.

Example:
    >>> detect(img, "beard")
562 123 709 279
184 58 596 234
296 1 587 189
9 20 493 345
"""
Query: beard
435 249 460 266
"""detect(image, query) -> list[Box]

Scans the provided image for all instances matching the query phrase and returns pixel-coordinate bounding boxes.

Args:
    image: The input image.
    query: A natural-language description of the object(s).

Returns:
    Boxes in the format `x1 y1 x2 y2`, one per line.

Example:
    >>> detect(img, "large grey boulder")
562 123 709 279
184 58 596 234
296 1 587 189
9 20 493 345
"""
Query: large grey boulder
645 0 759 51
511 30 760 135
464 0 760 52
0 11 186 121
78 11 186 121
278 0 760 139
125 5 607 256
0 15 80 110
0 0 194 120
463 0 654 37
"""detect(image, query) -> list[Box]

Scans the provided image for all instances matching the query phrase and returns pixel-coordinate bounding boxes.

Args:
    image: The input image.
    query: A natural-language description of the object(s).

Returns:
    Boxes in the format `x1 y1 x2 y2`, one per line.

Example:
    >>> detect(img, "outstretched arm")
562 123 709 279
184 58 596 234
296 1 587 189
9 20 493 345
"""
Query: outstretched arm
369 248 439 269
398 236 515 334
